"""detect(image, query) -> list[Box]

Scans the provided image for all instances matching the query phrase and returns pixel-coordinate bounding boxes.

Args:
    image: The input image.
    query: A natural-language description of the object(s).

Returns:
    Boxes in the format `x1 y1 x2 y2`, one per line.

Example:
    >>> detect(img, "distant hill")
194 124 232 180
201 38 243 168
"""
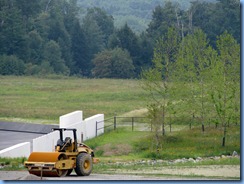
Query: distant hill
77 0 216 34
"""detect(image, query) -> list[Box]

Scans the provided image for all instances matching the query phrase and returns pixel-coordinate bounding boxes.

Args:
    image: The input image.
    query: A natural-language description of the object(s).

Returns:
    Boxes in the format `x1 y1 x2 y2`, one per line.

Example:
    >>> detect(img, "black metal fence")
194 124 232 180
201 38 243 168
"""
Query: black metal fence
96 115 240 135
95 115 240 147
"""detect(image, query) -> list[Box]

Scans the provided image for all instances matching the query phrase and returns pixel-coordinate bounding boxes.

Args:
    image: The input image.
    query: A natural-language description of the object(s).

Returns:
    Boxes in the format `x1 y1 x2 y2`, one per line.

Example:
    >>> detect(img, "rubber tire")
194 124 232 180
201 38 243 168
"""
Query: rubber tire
75 153 93 176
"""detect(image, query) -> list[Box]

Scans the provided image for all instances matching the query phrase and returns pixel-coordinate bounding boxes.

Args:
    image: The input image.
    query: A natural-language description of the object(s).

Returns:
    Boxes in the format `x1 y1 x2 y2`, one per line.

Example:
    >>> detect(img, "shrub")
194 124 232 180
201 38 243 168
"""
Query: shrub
0 55 26 75
92 48 135 78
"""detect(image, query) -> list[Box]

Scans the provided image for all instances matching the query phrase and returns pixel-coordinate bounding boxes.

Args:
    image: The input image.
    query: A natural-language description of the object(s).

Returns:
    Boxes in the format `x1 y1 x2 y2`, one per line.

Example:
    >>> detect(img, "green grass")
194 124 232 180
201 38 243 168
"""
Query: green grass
0 76 240 174
0 157 26 171
85 126 240 177
0 76 147 123
85 126 240 160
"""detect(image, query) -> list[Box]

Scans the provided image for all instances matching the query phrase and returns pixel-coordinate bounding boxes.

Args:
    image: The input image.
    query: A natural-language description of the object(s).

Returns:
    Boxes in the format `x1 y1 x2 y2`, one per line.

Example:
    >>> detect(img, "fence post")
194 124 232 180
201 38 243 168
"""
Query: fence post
191 113 195 130
114 116 117 130
169 116 172 133
222 125 227 147
162 107 165 135
132 117 134 131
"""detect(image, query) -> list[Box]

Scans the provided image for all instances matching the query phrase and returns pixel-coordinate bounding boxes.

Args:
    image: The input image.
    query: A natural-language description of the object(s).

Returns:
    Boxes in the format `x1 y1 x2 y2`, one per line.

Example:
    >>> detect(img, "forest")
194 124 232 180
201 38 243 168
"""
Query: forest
0 0 240 78
77 0 217 34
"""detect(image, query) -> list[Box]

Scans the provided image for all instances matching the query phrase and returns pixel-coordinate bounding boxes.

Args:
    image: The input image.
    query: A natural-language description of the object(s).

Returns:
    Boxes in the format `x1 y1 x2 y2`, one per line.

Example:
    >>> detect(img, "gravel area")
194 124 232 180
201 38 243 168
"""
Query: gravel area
0 164 240 181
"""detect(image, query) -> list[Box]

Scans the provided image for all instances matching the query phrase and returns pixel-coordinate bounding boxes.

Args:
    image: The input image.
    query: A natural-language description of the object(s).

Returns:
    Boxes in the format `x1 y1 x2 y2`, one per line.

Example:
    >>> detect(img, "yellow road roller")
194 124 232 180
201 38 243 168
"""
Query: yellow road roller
24 128 99 177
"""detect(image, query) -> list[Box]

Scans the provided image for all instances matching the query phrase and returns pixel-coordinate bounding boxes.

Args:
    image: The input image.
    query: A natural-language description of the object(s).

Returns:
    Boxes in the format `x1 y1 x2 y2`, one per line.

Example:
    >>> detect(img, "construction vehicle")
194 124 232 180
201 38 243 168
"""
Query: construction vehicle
24 128 98 177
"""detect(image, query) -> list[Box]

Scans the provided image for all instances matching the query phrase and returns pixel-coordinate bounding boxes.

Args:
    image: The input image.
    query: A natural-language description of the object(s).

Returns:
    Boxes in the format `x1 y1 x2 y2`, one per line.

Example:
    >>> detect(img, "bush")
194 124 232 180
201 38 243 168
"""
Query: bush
92 48 135 78
0 55 26 75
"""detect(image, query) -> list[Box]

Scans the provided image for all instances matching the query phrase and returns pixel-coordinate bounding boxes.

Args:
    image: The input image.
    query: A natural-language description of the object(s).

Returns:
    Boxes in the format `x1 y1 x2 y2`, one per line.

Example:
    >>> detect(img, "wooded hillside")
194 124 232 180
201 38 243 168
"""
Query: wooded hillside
77 0 216 34
0 0 240 78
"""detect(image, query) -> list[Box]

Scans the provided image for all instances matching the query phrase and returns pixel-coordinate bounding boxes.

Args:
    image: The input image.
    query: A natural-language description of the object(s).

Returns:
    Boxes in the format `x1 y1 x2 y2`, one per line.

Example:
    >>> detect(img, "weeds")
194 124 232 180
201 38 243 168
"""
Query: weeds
85 125 240 161
0 157 27 171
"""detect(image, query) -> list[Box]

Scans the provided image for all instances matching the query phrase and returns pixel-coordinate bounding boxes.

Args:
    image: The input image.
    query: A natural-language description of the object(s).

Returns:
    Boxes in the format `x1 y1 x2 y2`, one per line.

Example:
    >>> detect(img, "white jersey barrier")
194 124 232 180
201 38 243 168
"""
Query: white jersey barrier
32 111 104 152
0 111 104 157
0 142 30 158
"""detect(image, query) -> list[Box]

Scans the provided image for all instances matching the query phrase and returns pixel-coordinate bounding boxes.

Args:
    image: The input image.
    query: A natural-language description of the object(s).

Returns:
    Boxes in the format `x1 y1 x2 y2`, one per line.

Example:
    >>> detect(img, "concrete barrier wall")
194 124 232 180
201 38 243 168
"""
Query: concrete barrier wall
1 111 104 156
84 114 104 140
33 131 60 152
59 111 83 128
62 121 83 143
0 142 30 158
32 111 104 152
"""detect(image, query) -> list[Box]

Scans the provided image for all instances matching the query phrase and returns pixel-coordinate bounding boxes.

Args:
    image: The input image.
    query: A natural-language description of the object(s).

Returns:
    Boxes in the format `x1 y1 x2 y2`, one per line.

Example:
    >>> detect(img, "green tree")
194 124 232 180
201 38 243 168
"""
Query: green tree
0 55 25 75
43 40 69 75
82 13 105 76
213 31 240 125
86 7 114 47
110 24 141 76
70 20 89 75
0 0 27 59
175 29 217 131
47 5 72 70
210 31 240 146
92 48 134 79
147 2 184 42
191 0 240 45
14 0 42 32
26 30 43 65
137 32 154 70
141 28 179 149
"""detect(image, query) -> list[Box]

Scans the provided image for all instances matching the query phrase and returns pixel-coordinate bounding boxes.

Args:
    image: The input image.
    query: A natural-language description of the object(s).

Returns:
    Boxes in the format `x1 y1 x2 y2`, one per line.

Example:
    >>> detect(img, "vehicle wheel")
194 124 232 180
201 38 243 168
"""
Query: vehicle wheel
75 153 93 176
56 153 68 177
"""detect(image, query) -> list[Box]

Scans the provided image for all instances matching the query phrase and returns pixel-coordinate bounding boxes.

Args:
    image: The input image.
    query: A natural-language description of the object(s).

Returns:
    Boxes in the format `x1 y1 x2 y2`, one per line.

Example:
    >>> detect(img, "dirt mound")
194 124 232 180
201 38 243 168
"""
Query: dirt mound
19 174 46 180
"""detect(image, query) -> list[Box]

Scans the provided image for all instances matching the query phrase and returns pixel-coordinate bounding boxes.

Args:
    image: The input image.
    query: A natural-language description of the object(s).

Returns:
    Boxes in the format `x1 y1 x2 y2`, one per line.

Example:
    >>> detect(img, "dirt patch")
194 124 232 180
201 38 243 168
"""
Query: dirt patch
96 143 132 156
121 108 148 117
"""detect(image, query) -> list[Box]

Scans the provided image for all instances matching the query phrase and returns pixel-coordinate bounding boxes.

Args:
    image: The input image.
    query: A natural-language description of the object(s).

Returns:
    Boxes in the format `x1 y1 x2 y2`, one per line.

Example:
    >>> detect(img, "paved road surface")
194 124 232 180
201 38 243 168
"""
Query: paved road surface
0 122 58 150
0 130 41 150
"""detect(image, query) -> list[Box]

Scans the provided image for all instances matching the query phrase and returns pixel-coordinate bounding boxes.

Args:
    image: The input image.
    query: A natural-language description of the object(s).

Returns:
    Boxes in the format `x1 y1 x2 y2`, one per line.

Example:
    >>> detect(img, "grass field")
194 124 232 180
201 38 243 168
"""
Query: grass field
0 76 147 123
85 126 240 160
0 76 240 167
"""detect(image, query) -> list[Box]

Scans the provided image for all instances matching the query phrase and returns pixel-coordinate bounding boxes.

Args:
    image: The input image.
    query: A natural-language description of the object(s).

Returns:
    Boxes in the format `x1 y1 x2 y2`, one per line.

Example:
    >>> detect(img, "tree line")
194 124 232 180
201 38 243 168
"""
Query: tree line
141 27 240 148
0 0 240 78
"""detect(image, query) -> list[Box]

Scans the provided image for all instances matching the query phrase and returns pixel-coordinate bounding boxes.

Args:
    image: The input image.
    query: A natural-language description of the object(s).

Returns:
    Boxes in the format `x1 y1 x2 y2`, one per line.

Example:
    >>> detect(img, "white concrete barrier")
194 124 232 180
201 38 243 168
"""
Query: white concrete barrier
32 111 104 152
59 111 83 128
84 114 104 140
32 131 60 152
0 111 104 157
62 121 83 143
0 142 30 158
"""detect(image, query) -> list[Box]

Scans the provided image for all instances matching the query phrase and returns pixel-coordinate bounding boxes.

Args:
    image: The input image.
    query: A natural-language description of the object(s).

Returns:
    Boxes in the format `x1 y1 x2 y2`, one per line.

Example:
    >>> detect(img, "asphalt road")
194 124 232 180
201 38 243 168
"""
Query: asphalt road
0 130 41 150
0 122 58 150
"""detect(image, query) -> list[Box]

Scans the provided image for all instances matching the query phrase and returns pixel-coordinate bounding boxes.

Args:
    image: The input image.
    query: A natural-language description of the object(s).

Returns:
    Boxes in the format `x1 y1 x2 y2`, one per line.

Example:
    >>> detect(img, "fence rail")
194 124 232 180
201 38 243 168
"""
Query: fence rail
95 115 240 147
96 115 240 136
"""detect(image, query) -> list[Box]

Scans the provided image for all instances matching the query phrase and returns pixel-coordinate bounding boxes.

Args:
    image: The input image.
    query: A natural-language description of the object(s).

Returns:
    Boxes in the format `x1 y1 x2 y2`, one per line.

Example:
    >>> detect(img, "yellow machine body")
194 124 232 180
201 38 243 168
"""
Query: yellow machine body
24 128 98 177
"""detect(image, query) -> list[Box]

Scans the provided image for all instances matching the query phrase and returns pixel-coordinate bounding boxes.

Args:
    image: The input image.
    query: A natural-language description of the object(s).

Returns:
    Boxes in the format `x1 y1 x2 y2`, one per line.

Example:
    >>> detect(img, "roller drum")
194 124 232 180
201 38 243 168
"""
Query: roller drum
26 152 68 177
